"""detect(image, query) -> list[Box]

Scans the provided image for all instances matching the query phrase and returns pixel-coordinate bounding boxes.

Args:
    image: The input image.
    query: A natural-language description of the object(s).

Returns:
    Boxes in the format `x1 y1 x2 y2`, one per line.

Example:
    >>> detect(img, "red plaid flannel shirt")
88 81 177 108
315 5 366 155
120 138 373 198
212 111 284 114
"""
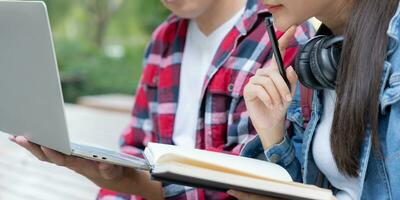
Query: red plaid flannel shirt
97 0 314 199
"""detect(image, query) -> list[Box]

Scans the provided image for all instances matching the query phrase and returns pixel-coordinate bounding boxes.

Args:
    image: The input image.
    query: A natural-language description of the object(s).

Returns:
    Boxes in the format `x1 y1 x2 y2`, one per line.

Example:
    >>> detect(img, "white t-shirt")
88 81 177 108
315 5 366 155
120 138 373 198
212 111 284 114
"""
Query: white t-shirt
172 8 245 148
312 89 362 200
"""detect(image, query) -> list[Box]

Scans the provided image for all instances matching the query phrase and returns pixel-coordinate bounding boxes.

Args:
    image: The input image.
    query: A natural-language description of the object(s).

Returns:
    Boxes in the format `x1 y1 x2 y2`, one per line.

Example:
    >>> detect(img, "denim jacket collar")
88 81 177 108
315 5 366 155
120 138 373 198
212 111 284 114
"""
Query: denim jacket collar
381 3 400 114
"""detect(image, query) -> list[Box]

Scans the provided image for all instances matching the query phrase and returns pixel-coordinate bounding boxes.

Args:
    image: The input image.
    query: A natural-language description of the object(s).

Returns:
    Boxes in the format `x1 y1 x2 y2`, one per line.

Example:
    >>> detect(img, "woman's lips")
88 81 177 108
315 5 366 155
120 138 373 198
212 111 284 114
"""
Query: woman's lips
265 4 283 13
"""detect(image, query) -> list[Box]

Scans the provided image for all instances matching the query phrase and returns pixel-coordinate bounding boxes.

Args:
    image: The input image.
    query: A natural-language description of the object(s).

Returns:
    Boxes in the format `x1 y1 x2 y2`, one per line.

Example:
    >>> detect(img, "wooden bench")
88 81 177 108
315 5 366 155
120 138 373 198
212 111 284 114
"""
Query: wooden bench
77 94 134 114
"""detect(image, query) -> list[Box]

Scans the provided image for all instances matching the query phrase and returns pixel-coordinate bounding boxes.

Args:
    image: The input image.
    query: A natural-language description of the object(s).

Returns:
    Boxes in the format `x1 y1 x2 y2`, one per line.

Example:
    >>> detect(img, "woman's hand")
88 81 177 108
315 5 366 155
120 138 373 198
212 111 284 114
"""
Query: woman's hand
228 190 337 200
9 135 163 200
243 26 298 149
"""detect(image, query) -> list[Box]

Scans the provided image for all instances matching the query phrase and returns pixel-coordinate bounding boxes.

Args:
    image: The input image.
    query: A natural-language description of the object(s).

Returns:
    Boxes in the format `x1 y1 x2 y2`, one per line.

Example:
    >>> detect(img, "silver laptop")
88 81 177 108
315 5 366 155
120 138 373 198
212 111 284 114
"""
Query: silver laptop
0 1 148 170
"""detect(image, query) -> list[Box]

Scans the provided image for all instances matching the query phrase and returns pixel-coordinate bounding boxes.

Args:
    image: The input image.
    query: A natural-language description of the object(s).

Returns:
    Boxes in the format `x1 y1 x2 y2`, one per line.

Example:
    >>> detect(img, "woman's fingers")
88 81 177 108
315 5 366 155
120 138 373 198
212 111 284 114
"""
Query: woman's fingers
254 85 272 109
286 66 298 96
258 24 297 87
252 67 296 107
265 25 298 70
266 72 292 102
255 64 299 104
250 75 284 108
278 26 297 54
13 136 48 162
227 190 250 199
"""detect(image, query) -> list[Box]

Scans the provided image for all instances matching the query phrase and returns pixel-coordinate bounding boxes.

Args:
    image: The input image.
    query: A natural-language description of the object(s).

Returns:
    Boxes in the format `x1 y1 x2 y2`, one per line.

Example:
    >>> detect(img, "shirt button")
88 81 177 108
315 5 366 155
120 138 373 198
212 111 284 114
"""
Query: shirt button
269 154 281 163
227 83 234 92
152 77 158 85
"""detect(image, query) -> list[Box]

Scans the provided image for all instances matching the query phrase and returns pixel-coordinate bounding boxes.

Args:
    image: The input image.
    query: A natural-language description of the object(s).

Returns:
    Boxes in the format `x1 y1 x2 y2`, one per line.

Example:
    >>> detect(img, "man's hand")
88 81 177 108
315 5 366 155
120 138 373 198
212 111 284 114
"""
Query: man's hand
9 135 163 199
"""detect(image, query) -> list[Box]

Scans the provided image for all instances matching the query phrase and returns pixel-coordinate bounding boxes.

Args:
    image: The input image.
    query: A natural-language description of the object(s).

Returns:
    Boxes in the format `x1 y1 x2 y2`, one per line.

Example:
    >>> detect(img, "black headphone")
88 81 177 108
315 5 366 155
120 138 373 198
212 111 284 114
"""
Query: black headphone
294 25 344 90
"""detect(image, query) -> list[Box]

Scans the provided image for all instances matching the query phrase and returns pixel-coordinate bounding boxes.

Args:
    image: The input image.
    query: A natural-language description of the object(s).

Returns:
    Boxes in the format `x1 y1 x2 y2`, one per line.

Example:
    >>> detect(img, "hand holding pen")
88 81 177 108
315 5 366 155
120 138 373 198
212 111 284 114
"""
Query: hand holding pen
243 21 298 149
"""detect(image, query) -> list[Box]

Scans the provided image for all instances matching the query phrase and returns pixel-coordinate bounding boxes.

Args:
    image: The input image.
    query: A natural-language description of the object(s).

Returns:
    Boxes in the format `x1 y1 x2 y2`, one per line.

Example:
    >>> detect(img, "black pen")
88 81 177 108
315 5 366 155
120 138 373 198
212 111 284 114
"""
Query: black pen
265 17 291 89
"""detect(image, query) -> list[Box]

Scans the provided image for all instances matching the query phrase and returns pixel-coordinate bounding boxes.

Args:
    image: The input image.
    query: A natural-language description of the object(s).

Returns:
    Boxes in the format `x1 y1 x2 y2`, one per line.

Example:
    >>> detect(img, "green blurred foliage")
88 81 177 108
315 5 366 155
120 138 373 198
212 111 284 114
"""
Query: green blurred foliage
39 0 169 102
134 0 171 33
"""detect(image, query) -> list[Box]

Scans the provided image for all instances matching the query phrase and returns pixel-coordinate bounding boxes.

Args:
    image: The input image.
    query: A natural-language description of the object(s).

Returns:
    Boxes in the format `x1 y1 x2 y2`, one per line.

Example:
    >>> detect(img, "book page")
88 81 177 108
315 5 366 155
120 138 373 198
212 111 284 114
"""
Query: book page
152 162 332 200
146 142 292 182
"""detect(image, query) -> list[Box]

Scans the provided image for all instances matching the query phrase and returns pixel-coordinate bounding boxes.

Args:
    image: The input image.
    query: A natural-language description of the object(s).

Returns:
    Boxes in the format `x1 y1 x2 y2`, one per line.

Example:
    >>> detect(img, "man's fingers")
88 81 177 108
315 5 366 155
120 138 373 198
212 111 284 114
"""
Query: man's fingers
14 136 48 161
41 147 67 166
8 135 16 142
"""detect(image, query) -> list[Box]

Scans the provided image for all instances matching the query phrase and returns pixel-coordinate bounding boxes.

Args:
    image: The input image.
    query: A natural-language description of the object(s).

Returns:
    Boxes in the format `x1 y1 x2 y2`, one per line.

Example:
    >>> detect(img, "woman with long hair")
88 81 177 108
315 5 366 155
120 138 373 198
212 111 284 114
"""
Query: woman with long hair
229 0 400 199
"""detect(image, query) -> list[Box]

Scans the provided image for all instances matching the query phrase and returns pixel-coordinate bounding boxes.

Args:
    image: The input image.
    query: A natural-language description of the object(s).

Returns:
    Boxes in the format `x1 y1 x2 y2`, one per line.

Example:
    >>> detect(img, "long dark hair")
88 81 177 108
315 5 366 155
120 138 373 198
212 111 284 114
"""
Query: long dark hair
332 0 399 177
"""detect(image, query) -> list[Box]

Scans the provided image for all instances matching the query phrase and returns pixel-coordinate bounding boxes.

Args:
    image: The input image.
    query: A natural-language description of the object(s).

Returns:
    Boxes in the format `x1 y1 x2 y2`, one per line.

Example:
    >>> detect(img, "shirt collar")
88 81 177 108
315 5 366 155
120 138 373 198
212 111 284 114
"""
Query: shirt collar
234 0 270 36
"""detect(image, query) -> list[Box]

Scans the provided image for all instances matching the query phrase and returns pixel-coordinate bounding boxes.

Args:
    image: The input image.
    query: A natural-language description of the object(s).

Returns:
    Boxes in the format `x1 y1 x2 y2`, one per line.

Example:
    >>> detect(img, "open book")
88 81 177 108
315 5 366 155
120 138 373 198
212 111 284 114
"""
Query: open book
131 142 333 200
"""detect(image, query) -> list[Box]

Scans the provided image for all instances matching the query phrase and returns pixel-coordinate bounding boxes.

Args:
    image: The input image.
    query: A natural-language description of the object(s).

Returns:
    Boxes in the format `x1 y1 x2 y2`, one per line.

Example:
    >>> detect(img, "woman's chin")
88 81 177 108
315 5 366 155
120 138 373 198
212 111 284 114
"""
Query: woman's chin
274 22 293 32
272 17 297 32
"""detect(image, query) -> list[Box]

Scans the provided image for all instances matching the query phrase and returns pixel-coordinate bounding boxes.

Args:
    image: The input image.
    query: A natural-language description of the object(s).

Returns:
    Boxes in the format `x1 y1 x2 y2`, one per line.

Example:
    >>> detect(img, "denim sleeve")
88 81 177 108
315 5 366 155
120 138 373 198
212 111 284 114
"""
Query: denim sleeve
240 132 303 182
264 133 303 182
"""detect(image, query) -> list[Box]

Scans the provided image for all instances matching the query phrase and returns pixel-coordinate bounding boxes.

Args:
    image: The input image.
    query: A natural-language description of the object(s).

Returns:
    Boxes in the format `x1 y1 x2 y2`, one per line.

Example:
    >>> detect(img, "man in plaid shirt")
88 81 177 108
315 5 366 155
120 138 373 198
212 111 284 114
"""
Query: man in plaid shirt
97 0 314 199
11 0 313 199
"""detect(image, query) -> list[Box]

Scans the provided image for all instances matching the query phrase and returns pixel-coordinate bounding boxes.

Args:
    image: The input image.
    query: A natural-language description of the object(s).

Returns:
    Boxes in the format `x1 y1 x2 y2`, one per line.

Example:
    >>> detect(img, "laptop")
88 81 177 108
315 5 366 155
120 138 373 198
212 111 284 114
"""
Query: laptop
0 1 148 170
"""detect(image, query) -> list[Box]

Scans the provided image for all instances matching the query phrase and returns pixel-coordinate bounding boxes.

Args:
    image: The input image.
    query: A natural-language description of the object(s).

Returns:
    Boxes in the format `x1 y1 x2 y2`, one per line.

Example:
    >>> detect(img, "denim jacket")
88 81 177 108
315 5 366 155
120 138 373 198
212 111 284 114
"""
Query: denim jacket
241 4 400 200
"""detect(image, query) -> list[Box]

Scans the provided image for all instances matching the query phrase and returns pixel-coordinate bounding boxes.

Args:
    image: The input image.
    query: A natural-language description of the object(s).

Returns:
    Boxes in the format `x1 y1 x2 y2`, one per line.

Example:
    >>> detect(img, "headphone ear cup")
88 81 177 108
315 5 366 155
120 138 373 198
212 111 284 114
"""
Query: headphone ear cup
319 36 342 87
309 37 336 89
295 36 325 89
295 35 342 90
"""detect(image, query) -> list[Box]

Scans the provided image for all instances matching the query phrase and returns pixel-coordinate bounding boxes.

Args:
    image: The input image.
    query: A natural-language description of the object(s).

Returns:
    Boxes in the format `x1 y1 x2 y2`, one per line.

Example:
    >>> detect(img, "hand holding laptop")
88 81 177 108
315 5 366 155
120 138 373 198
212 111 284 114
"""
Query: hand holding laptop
9 136 164 200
